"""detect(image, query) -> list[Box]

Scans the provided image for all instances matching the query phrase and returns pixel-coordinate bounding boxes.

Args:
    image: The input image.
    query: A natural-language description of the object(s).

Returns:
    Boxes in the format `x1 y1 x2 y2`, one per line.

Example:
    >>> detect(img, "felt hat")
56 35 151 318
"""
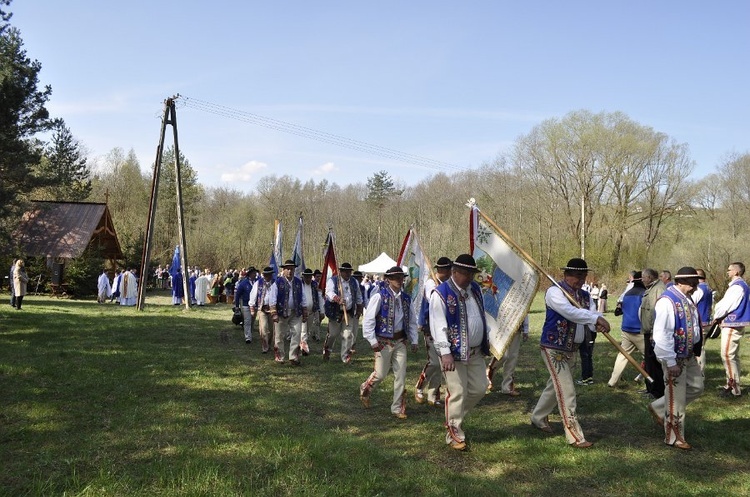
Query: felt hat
262 266 274 275
339 262 353 271
453 254 479 272
434 257 452 269
674 266 700 280
385 266 406 278
302 268 313 276
561 258 591 272
281 259 297 268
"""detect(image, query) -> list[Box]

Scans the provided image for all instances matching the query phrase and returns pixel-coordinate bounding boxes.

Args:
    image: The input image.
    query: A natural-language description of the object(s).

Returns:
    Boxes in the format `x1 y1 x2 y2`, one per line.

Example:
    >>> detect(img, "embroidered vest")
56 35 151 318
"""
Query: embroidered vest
373 286 412 338
324 276 360 320
695 282 713 325
255 278 267 308
660 286 699 358
721 279 750 328
540 281 591 352
275 276 303 317
435 279 489 362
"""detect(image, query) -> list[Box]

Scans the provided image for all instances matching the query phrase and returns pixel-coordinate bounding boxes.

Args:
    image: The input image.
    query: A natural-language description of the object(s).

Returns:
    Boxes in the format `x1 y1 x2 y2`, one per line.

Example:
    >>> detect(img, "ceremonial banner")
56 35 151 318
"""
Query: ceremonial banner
396 227 433 318
470 204 540 359
319 231 338 291
291 215 306 278
269 219 283 278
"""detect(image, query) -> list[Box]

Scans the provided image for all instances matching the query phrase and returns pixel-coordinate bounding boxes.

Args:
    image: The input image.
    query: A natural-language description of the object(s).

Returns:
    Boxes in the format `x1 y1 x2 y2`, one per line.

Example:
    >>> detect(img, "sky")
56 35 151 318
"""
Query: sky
10 1 750 191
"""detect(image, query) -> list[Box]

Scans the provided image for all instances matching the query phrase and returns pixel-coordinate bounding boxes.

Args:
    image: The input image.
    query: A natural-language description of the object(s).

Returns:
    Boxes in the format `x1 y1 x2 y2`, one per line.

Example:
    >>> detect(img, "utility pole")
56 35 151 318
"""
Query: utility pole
137 95 190 311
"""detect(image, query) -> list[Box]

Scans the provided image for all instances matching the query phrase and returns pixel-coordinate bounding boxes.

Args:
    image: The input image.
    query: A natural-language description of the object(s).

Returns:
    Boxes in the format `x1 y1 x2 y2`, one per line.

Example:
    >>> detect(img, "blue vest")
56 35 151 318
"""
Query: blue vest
660 286 700 358
695 282 713 325
234 277 252 306
722 279 750 328
254 278 268 308
324 276 361 320
275 276 304 317
435 279 489 362
540 281 592 352
621 284 645 333
373 286 411 338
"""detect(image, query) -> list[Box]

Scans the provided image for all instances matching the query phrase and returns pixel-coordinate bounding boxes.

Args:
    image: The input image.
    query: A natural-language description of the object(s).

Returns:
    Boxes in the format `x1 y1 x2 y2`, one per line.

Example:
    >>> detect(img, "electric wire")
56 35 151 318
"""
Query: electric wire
178 95 466 174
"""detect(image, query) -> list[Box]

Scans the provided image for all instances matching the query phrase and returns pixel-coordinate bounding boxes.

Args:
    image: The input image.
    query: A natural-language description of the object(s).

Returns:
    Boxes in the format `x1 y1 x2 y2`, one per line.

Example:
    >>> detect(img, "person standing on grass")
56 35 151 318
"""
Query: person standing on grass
359 266 419 419
9 259 17 307
97 269 112 304
607 272 646 387
597 284 608 313
691 268 713 372
250 267 276 354
648 267 704 450
712 261 750 398
640 268 667 400
300 268 323 355
530 258 610 449
234 270 253 344
487 315 529 396
429 254 490 451
323 262 363 364
415 256 452 407
268 260 307 366
194 270 211 306
12 259 29 310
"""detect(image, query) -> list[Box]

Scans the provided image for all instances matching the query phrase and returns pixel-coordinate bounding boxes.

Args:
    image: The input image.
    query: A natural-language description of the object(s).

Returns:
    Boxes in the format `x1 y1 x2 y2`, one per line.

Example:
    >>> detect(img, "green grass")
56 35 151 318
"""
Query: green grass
1 291 749 496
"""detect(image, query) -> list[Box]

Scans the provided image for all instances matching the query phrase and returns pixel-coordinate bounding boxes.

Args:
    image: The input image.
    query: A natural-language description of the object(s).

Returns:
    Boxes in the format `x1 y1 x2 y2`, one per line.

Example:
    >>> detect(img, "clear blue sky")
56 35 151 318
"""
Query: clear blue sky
11 1 750 189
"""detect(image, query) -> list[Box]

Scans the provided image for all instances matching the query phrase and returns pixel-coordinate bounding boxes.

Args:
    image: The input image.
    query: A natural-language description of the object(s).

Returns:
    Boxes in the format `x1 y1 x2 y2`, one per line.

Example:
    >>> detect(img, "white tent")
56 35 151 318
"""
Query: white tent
358 252 398 274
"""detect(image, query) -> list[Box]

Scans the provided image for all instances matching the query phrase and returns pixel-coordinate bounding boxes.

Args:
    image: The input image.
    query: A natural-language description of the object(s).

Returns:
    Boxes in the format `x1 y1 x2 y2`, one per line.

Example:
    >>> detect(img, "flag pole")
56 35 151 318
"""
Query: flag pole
410 227 438 284
473 203 653 384
329 228 349 326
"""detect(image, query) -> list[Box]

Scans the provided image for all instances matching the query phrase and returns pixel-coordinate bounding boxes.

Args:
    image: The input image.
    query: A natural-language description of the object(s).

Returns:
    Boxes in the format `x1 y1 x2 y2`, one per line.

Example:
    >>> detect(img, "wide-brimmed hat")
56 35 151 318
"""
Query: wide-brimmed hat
280 259 297 268
674 266 700 280
385 266 406 278
302 268 313 276
352 270 363 278
262 266 274 275
248 266 258 273
339 262 353 271
434 256 452 269
453 254 479 272
561 258 591 272
313 269 322 276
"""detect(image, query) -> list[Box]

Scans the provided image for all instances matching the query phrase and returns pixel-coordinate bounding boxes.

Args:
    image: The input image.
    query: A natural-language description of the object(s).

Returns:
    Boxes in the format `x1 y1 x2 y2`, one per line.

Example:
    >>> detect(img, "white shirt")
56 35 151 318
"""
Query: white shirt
326 276 362 310
652 286 701 367
429 277 485 356
249 278 274 310
544 285 600 344
268 277 307 311
713 278 746 320
363 286 418 346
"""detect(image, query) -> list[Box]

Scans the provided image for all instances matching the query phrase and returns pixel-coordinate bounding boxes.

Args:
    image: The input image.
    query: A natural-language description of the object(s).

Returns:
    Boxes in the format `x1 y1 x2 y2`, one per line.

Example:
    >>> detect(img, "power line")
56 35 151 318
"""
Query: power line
178 95 467 174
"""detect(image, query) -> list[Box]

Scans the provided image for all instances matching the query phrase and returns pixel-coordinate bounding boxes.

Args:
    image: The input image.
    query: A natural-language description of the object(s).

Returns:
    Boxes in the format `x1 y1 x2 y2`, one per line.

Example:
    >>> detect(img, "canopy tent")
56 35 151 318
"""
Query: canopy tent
358 252 399 274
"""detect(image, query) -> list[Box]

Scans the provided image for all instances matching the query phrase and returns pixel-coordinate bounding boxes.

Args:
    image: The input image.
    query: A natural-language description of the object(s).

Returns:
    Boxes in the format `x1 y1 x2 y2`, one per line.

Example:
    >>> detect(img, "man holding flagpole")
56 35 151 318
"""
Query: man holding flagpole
323 262 363 364
530 257 610 449
269 260 307 365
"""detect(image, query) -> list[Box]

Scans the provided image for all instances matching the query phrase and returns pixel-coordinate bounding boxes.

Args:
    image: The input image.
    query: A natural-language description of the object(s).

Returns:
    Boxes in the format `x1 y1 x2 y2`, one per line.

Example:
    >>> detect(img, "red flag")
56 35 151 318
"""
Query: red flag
319 231 338 291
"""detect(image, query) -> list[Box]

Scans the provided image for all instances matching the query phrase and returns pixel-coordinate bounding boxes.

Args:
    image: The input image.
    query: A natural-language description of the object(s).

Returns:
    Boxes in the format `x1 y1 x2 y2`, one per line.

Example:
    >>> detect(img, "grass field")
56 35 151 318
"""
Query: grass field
1 291 749 496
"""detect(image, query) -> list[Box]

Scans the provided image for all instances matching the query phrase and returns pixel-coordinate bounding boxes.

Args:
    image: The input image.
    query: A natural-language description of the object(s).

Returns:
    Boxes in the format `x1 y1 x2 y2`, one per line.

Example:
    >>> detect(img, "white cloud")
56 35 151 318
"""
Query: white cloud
312 162 339 176
220 160 268 182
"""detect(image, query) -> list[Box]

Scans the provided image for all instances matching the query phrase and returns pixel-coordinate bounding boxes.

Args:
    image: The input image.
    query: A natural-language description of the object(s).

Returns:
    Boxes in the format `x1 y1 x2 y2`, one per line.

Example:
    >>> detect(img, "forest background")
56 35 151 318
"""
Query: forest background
2 1 749 297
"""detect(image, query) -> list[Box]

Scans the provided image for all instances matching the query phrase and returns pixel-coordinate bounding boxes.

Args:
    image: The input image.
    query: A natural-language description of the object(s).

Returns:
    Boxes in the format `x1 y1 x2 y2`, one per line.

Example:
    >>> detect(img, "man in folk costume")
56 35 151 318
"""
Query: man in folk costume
530 258 610 449
120 269 138 306
300 268 323 355
194 270 212 307
97 269 112 304
250 266 276 353
359 266 419 419
268 260 307 365
429 254 490 451
415 256 452 407
691 268 713 372
234 270 254 344
323 262 363 364
648 267 705 450
712 261 750 397
486 315 529 396
640 268 667 399
309 269 325 342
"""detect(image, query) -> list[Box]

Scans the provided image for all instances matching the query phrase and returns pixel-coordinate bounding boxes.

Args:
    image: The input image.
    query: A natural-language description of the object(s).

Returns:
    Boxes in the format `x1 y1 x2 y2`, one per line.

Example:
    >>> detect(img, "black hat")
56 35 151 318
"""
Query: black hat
248 266 258 273
313 269 322 276
674 266 700 280
281 259 297 268
434 257 452 269
385 266 406 278
302 268 313 276
453 254 479 272
352 270 363 277
339 262 353 271
262 266 274 275
631 271 642 281
561 258 591 272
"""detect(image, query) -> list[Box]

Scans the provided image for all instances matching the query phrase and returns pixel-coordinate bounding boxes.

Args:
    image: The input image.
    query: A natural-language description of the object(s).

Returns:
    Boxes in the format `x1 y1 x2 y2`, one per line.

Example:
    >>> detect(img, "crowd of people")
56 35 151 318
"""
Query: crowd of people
84 255 748 452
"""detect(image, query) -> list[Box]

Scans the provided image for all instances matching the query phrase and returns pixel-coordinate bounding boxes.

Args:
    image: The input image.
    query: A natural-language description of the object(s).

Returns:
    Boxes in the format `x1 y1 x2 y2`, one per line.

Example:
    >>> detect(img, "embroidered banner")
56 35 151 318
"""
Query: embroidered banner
396 227 433 318
269 219 283 279
470 204 540 359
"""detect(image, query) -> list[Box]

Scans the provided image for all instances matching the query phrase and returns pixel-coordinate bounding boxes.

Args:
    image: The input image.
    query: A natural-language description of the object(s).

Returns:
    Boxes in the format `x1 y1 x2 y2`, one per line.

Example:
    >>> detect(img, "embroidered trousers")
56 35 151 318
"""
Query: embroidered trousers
720 326 744 395
650 356 704 446
326 311 357 362
443 347 488 444
531 347 587 445
415 335 442 403
360 339 408 415
275 314 302 361
607 332 645 386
